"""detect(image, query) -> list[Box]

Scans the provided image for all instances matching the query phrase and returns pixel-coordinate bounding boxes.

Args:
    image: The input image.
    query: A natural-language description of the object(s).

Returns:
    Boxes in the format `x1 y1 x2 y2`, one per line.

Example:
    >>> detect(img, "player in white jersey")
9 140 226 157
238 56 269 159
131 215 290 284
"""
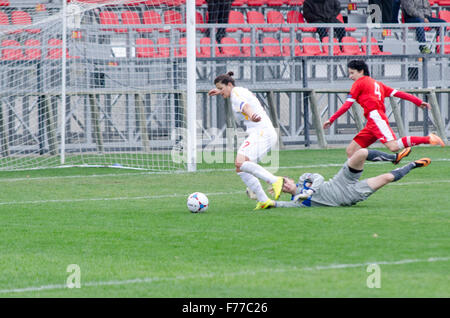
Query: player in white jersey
208 71 284 210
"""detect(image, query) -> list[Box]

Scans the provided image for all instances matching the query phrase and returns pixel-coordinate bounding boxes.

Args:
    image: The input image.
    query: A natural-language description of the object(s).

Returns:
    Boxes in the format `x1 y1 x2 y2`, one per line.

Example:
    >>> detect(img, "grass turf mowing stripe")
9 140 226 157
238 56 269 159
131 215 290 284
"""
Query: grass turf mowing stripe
0 158 448 182
0 180 448 206
0 256 448 295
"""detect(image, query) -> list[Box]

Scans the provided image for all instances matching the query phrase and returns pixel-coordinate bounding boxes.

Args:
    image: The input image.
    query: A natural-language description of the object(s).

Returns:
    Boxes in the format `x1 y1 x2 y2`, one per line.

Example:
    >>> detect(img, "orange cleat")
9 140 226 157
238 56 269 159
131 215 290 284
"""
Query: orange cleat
394 147 411 165
414 158 431 168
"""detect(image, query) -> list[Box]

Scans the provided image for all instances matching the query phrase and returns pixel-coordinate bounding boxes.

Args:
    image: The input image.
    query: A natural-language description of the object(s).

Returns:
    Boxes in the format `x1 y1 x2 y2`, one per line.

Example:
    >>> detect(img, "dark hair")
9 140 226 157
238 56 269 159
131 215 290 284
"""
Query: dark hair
214 71 235 86
347 60 370 76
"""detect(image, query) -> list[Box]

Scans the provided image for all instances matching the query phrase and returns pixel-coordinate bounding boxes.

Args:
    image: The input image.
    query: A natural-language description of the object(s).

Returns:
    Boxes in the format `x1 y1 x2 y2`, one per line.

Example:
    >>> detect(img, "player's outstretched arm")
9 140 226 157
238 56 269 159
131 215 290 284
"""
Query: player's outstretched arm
392 90 431 109
323 99 354 129
274 201 307 208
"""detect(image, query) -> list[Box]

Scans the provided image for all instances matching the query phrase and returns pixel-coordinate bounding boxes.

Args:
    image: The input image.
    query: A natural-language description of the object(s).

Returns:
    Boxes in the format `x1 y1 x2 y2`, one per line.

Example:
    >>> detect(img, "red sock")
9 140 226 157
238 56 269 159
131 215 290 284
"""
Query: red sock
400 136 431 147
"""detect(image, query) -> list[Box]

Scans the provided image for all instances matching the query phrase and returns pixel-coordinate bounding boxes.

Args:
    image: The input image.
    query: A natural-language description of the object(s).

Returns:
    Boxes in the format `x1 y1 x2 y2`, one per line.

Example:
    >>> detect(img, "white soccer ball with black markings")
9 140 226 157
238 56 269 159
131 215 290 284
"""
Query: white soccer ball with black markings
187 192 209 213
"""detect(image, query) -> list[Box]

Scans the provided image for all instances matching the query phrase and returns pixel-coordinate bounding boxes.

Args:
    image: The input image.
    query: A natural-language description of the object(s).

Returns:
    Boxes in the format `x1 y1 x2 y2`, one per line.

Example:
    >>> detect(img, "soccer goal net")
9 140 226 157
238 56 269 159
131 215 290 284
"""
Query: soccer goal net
0 0 195 171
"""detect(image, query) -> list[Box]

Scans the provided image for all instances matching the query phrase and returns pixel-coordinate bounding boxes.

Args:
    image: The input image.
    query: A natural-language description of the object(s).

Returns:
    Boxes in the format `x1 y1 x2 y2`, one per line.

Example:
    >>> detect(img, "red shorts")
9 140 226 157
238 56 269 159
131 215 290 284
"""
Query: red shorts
353 110 397 148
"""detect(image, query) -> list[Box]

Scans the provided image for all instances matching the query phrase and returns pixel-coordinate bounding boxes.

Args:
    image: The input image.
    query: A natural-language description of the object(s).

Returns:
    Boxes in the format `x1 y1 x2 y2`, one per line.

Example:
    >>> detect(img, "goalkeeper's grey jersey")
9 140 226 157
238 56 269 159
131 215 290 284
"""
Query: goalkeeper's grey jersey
276 163 375 208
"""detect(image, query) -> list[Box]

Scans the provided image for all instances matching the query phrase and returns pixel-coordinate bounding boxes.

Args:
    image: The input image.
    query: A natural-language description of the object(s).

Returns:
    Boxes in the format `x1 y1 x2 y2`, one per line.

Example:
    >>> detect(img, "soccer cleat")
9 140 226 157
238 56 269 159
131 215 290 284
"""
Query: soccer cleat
254 199 275 210
393 147 411 165
271 177 284 200
414 158 431 168
420 46 432 54
429 133 445 147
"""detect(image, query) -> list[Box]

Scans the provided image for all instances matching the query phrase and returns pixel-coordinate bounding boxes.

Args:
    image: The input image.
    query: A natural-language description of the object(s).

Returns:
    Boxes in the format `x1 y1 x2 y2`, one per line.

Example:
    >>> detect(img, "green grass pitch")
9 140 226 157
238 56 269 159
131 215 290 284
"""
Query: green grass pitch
0 146 448 297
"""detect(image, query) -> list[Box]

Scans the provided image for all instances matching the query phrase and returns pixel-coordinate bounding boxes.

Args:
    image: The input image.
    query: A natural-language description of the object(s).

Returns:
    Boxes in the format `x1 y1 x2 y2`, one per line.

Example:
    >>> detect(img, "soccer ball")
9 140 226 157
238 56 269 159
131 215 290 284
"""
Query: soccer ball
187 192 209 213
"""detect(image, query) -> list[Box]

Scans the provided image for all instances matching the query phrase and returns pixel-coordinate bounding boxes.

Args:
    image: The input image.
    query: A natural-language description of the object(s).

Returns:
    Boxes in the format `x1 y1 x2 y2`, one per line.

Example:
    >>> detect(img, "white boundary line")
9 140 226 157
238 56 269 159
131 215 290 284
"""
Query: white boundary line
0 158 448 183
0 256 448 294
0 180 449 206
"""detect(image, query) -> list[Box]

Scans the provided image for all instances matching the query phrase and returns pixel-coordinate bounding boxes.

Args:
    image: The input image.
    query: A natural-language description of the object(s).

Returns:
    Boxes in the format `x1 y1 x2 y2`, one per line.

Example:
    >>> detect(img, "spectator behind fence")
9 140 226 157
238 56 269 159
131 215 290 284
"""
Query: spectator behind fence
302 0 345 42
368 0 394 23
205 0 233 47
401 0 446 54
392 0 401 23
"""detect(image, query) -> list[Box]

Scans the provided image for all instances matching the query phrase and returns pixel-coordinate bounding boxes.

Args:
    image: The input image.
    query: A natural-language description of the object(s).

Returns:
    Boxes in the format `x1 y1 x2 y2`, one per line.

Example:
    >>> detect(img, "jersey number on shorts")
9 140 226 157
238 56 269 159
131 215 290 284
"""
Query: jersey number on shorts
374 82 382 100
242 141 250 148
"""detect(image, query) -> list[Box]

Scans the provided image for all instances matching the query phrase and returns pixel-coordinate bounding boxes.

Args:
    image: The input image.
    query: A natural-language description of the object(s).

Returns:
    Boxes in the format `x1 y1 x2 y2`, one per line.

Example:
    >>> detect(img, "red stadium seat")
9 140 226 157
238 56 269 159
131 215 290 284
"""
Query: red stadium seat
196 0 206 6
247 11 266 32
136 38 155 58
99 11 127 33
281 37 303 56
436 36 450 54
437 1 450 5
1 39 24 60
47 39 70 60
197 37 221 57
241 37 262 56
24 39 42 60
0 10 8 25
0 1 9 6
232 0 247 6
165 0 185 6
227 10 249 33
266 10 290 32
438 10 450 22
247 0 267 6
196 11 207 33
141 10 165 33
121 11 141 33
287 0 304 5
144 0 166 5
11 10 41 34
174 37 187 57
164 10 185 32
340 36 364 55
260 37 282 56
321 36 342 56
267 0 287 6
360 37 392 55
302 37 327 56
156 37 171 58
287 10 316 32
219 37 242 57
337 13 356 32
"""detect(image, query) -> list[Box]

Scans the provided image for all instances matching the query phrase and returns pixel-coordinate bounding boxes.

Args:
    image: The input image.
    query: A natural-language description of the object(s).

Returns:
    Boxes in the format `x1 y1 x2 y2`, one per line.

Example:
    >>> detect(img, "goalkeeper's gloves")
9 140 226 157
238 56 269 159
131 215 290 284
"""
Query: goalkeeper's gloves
293 189 315 202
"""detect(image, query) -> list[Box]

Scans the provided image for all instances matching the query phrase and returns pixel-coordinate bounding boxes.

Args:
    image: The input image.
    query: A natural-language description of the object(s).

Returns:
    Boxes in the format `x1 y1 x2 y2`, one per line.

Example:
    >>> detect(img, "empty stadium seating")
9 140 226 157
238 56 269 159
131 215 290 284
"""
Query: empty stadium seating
11 10 40 34
321 37 342 56
141 10 165 33
24 39 41 60
260 37 282 56
360 37 392 55
136 38 155 58
302 37 327 56
281 37 302 56
340 36 364 55
1 39 24 60
266 10 290 32
436 36 450 54
219 37 242 57
286 10 316 33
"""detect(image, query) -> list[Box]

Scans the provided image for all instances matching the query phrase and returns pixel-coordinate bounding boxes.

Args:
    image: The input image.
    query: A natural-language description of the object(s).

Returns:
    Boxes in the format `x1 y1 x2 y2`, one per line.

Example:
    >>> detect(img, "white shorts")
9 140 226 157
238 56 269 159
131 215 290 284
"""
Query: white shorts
237 127 278 162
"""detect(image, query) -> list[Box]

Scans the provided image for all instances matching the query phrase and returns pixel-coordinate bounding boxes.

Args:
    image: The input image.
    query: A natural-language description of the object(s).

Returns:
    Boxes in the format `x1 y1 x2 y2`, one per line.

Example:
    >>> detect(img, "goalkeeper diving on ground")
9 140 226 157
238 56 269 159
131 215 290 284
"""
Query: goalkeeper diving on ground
248 148 431 209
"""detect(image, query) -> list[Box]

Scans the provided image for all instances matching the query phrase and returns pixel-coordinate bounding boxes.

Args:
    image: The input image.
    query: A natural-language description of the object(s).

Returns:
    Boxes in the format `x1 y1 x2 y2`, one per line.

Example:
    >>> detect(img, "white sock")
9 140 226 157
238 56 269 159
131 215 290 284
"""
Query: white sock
396 138 406 150
240 161 278 184
238 172 269 202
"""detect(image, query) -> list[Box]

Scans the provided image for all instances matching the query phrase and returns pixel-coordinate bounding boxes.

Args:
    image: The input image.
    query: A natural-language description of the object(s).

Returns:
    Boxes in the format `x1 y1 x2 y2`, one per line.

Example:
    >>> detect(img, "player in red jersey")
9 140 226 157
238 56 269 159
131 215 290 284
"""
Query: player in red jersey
323 60 445 162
